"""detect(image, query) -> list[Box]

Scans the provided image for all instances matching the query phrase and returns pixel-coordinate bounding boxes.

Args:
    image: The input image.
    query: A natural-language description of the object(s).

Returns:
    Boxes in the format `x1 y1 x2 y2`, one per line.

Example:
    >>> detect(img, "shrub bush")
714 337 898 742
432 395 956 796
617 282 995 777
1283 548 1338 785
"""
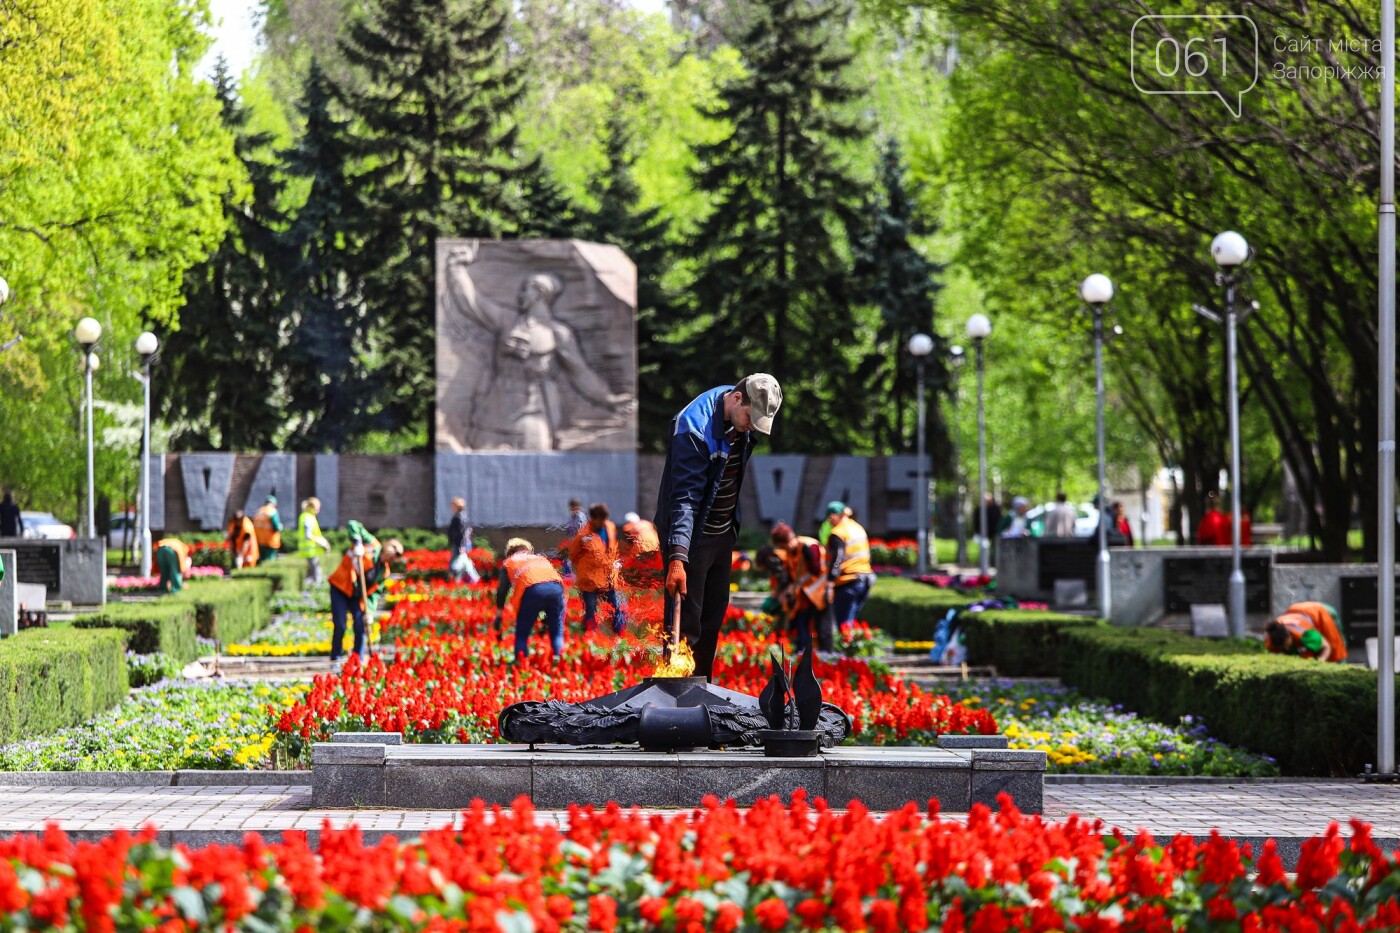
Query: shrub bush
961 610 1105 676
232 558 308 594
0 628 128 743
75 601 199 662
183 578 274 645
860 578 975 639
1058 627 1384 776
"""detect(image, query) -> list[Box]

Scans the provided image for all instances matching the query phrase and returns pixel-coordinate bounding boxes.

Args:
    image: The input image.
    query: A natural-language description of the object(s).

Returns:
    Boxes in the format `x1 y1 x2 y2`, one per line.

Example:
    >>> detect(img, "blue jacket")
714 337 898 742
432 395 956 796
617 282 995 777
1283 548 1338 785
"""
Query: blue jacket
653 386 754 561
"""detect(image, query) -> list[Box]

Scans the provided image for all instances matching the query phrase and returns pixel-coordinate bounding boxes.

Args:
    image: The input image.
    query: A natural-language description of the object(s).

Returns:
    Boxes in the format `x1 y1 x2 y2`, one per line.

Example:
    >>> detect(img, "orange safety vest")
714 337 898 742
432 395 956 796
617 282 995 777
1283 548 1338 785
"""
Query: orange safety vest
155 537 191 572
1273 602 1347 663
784 535 829 610
329 552 378 605
829 519 872 585
252 504 282 550
228 516 259 567
568 520 620 593
503 552 562 618
622 519 660 557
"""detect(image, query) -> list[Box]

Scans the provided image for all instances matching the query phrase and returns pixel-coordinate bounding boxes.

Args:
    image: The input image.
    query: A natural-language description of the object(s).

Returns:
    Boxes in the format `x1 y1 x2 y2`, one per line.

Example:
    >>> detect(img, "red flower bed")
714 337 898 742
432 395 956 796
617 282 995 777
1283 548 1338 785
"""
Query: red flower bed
272 583 995 759
3 794 1398 931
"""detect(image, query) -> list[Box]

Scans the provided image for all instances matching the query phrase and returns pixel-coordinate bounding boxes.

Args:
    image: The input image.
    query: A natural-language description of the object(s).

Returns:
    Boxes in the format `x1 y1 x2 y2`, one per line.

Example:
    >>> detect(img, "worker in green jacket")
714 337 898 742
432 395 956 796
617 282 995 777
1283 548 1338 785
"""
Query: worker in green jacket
296 497 332 585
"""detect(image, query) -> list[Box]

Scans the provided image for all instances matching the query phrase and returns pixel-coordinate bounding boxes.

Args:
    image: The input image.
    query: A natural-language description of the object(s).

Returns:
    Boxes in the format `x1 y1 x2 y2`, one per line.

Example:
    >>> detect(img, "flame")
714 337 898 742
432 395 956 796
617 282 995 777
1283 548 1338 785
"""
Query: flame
651 631 696 677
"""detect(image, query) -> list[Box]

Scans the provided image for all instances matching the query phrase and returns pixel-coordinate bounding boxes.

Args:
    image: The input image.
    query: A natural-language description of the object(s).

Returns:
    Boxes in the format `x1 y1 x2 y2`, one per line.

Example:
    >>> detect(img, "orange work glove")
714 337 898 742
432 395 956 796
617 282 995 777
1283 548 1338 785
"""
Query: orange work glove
665 559 687 598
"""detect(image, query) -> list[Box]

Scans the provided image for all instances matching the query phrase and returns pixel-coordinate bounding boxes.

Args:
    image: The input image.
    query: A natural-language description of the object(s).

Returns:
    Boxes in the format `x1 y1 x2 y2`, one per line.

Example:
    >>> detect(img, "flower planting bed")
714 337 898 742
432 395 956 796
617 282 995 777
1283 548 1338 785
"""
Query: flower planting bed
942 680 1279 777
1 792 1398 932
271 583 997 761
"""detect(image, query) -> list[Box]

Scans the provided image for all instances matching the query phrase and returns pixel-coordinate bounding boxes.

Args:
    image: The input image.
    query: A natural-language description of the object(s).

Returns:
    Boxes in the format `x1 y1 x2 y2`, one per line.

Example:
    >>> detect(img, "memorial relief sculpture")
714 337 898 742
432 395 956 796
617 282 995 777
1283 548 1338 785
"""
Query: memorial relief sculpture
436 239 637 452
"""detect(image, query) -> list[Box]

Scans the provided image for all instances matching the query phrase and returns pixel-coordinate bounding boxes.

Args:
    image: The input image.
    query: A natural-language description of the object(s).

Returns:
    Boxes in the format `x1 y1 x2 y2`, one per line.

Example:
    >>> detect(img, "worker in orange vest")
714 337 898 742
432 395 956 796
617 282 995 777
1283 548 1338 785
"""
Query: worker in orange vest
252 495 283 562
826 501 875 625
154 537 192 594
568 502 627 634
494 538 566 660
620 511 660 562
226 510 258 568
1266 602 1347 662
327 527 402 665
771 523 835 653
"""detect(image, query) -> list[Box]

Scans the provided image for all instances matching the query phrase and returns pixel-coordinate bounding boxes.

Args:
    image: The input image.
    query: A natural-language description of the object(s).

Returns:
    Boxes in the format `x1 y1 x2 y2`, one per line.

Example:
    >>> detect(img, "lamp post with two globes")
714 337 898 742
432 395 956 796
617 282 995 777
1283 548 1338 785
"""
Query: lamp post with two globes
1080 273 1115 618
74 317 103 540
965 313 992 576
135 332 159 576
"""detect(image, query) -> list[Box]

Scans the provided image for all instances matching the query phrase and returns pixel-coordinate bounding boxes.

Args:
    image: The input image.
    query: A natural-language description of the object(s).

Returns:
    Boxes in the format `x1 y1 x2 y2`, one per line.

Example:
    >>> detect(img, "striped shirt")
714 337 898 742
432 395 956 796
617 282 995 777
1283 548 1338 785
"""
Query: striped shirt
702 427 745 537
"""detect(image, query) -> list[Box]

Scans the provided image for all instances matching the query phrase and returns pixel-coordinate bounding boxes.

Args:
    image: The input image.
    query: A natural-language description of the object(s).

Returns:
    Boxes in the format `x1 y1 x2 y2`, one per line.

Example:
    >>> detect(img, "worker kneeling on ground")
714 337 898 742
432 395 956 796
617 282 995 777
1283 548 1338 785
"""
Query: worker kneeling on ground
154 537 192 594
1266 601 1347 662
494 538 566 661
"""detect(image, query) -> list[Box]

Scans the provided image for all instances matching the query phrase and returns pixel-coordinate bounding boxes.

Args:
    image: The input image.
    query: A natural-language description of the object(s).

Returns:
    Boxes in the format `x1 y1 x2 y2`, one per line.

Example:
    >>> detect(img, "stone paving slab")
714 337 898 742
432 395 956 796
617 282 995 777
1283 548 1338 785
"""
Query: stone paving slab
1 782 1398 867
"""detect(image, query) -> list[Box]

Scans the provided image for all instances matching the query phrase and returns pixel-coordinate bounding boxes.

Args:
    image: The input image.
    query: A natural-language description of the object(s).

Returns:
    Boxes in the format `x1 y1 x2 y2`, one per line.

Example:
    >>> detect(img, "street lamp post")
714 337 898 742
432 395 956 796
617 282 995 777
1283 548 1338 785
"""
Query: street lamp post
949 346 968 565
135 332 159 576
908 333 935 576
1378 0 1396 779
966 313 992 576
1081 274 1114 619
74 317 103 540
1194 231 1253 639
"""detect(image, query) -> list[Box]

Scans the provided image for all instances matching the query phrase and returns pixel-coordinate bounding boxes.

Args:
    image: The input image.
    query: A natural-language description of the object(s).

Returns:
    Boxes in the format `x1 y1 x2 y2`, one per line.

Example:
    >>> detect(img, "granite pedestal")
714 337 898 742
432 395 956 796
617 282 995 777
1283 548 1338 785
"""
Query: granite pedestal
310 733 1043 813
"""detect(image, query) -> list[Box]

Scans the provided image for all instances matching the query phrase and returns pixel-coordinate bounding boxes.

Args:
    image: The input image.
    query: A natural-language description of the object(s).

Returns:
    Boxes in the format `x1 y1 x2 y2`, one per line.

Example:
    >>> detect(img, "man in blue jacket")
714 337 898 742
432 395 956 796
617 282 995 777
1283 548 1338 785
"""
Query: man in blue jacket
655 374 783 679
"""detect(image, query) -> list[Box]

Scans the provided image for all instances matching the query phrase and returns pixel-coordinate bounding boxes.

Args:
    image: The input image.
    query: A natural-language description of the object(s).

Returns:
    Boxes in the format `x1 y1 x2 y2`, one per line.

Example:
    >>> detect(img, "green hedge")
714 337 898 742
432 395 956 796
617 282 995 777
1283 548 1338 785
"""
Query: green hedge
232 558 308 594
0 628 128 743
1059 627 1385 776
860 578 975 639
962 610 1105 677
183 578 274 646
74 601 199 662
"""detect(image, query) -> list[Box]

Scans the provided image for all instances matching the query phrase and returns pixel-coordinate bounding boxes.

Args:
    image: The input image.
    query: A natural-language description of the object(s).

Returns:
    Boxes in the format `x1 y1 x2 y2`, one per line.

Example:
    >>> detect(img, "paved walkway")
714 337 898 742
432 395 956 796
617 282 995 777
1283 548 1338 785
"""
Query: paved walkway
2 782 1398 864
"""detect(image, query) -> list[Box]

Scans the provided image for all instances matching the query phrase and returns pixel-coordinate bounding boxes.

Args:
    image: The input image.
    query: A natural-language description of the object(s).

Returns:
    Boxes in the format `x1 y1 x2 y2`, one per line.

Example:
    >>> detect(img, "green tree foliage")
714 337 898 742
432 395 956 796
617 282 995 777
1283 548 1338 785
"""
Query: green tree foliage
906 0 1370 554
0 0 239 515
688 0 873 453
158 62 288 451
577 120 689 449
334 0 533 444
852 140 950 463
278 62 371 451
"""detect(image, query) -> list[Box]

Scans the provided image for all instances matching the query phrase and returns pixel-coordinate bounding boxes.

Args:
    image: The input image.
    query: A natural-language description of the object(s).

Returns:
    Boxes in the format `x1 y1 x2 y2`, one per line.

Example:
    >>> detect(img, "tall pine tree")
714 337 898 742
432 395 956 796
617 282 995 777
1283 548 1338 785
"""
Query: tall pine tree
578 119 689 450
687 0 870 452
852 139 950 461
159 61 287 450
280 61 368 451
335 0 531 445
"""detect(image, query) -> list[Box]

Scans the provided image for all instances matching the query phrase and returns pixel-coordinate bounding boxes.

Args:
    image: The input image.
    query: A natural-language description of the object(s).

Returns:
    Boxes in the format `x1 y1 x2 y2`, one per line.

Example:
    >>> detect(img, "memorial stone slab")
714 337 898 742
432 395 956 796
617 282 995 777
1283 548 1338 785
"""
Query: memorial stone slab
813 456 869 523
751 455 807 526
244 453 297 527
0 550 14 637
180 454 235 530
314 454 340 527
146 455 166 530
435 239 637 453
1190 604 1229 638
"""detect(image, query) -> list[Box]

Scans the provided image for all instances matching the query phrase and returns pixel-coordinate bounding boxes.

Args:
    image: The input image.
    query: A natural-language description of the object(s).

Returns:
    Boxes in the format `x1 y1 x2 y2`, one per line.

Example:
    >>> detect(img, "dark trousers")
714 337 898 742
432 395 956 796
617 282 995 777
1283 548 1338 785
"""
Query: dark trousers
516 581 566 659
792 604 836 654
581 589 626 633
831 573 876 625
329 586 367 660
662 529 735 680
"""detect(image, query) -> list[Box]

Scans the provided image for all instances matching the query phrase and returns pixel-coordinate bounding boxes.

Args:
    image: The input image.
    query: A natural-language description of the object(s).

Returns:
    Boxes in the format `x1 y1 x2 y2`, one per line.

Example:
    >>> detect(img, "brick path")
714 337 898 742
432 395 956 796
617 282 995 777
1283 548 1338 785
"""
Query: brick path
2 782 1398 864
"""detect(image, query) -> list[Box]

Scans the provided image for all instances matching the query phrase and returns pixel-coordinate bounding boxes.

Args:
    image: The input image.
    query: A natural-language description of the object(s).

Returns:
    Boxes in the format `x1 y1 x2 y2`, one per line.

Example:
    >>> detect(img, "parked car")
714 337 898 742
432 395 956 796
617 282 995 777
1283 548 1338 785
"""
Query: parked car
108 512 136 549
1024 502 1100 538
20 511 76 540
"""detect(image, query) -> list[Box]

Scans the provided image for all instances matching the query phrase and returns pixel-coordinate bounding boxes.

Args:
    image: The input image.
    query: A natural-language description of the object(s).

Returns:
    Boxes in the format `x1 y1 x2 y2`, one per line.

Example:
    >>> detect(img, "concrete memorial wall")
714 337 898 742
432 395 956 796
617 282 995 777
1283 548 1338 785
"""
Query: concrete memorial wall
150 452 933 538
